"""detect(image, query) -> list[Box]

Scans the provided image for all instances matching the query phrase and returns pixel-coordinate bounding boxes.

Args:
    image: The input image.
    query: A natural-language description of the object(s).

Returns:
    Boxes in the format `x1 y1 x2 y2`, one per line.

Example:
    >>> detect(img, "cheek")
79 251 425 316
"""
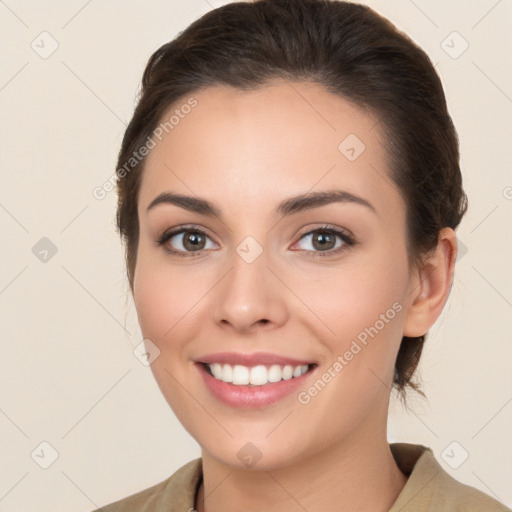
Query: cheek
300 250 410 388
132 254 202 422
133 249 218 368
307 251 408 336
133 249 189 344
293 260 408 436
134 267 170 340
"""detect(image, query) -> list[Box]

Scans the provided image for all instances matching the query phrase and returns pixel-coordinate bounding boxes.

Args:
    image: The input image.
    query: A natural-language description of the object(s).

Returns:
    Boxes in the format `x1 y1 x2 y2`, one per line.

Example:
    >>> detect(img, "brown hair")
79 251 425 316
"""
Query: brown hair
115 0 467 403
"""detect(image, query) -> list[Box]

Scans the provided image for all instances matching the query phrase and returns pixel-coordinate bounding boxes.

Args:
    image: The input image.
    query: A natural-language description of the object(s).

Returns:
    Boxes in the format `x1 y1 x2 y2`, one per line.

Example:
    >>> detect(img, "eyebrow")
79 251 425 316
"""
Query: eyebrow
146 189 377 219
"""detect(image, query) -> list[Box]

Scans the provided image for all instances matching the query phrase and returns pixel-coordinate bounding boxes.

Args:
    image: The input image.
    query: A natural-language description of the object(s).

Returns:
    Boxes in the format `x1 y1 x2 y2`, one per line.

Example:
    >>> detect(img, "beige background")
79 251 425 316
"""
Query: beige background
1 0 511 510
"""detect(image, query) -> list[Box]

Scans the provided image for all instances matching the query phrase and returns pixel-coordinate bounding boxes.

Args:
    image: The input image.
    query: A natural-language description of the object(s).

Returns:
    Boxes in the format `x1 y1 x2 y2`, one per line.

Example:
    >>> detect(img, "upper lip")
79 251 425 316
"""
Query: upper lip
195 351 315 367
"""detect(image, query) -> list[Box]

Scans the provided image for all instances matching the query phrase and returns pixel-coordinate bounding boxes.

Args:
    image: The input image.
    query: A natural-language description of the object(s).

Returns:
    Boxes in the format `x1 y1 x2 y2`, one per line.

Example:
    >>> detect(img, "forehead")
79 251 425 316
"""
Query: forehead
138 80 401 219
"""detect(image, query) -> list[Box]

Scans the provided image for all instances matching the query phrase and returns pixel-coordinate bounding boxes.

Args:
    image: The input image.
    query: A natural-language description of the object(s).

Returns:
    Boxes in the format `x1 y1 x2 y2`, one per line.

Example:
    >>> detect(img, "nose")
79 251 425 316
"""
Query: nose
211 248 288 334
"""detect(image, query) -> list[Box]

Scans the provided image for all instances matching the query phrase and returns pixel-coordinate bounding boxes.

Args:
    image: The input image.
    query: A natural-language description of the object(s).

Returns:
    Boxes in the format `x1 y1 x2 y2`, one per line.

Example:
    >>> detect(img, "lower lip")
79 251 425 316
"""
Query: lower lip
196 363 316 409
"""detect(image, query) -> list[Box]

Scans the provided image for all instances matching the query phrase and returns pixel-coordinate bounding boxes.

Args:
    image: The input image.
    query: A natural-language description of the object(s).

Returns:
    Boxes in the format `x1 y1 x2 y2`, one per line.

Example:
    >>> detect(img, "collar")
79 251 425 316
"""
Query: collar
149 442 507 511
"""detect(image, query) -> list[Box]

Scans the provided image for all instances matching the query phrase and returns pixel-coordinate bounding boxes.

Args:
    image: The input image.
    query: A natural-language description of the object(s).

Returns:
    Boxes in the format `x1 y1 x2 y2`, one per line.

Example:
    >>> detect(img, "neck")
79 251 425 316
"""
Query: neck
196 429 408 512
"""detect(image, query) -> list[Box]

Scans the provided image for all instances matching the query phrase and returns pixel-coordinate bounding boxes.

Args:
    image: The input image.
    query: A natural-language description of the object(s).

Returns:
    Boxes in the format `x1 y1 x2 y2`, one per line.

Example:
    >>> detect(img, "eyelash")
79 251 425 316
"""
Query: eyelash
155 223 356 259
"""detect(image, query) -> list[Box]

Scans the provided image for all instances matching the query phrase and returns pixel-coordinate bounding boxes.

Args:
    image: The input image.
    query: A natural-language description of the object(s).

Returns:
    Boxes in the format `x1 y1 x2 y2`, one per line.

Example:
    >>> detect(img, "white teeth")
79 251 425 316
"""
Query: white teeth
211 363 223 380
233 365 250 385
268 364 282 383
221 363 233 383
282 365 293 380
249 365 267 385
207 363 310 386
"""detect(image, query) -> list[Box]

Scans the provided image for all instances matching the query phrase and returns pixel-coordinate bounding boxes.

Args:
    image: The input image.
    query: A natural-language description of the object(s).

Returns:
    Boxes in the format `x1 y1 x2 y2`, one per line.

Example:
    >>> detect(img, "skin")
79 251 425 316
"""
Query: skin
132 80 457 512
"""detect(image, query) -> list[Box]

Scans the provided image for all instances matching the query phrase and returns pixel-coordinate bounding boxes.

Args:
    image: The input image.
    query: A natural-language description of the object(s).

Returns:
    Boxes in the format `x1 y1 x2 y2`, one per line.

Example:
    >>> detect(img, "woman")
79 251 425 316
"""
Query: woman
92 0 510 510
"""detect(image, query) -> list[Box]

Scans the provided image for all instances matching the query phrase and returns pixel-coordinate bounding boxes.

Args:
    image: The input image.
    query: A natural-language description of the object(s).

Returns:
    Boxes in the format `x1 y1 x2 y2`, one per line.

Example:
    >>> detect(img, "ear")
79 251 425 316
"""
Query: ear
403 227 458 337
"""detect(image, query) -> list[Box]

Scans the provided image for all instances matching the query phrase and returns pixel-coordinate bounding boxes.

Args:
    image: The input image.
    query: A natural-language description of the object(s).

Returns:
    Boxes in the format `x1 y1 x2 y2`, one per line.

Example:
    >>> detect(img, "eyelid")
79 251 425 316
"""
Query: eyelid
296 224 354 242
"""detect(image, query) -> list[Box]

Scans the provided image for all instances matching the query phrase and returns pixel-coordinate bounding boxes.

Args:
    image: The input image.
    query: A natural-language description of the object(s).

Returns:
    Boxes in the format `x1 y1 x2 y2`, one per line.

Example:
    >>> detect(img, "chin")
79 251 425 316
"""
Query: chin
201 435 308 472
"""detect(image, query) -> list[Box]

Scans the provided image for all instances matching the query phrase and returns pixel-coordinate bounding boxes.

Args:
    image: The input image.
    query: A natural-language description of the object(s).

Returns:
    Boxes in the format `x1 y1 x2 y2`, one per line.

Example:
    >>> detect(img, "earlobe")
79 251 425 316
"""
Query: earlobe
403 228 458 337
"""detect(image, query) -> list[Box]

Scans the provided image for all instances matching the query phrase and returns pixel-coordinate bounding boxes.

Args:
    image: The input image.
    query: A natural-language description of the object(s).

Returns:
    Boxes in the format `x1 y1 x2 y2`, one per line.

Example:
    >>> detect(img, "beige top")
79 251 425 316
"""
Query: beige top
91 443 511 511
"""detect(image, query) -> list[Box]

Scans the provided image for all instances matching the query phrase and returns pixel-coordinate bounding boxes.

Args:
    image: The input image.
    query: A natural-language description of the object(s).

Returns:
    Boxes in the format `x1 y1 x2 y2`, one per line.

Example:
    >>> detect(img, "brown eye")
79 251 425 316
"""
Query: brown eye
157 226 216 256
293 226 356 258
181 231 207 251
310 230 337 251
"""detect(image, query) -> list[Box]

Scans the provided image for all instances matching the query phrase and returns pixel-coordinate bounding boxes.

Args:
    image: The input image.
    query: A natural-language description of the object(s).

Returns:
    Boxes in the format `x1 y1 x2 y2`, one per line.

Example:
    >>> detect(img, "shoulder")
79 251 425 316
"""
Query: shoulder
87 457 202 512
428 459 511 512
436 478 511 511
390 443 511 512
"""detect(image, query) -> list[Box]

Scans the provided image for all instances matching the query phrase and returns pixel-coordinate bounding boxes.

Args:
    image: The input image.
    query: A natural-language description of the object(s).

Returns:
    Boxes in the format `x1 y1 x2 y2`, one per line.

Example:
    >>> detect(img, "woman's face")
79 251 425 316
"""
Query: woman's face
133 81 419 470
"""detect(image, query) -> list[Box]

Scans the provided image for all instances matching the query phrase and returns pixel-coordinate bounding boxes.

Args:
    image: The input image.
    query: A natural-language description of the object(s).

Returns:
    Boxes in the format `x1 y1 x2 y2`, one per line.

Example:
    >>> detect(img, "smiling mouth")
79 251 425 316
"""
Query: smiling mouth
201 362 317 386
